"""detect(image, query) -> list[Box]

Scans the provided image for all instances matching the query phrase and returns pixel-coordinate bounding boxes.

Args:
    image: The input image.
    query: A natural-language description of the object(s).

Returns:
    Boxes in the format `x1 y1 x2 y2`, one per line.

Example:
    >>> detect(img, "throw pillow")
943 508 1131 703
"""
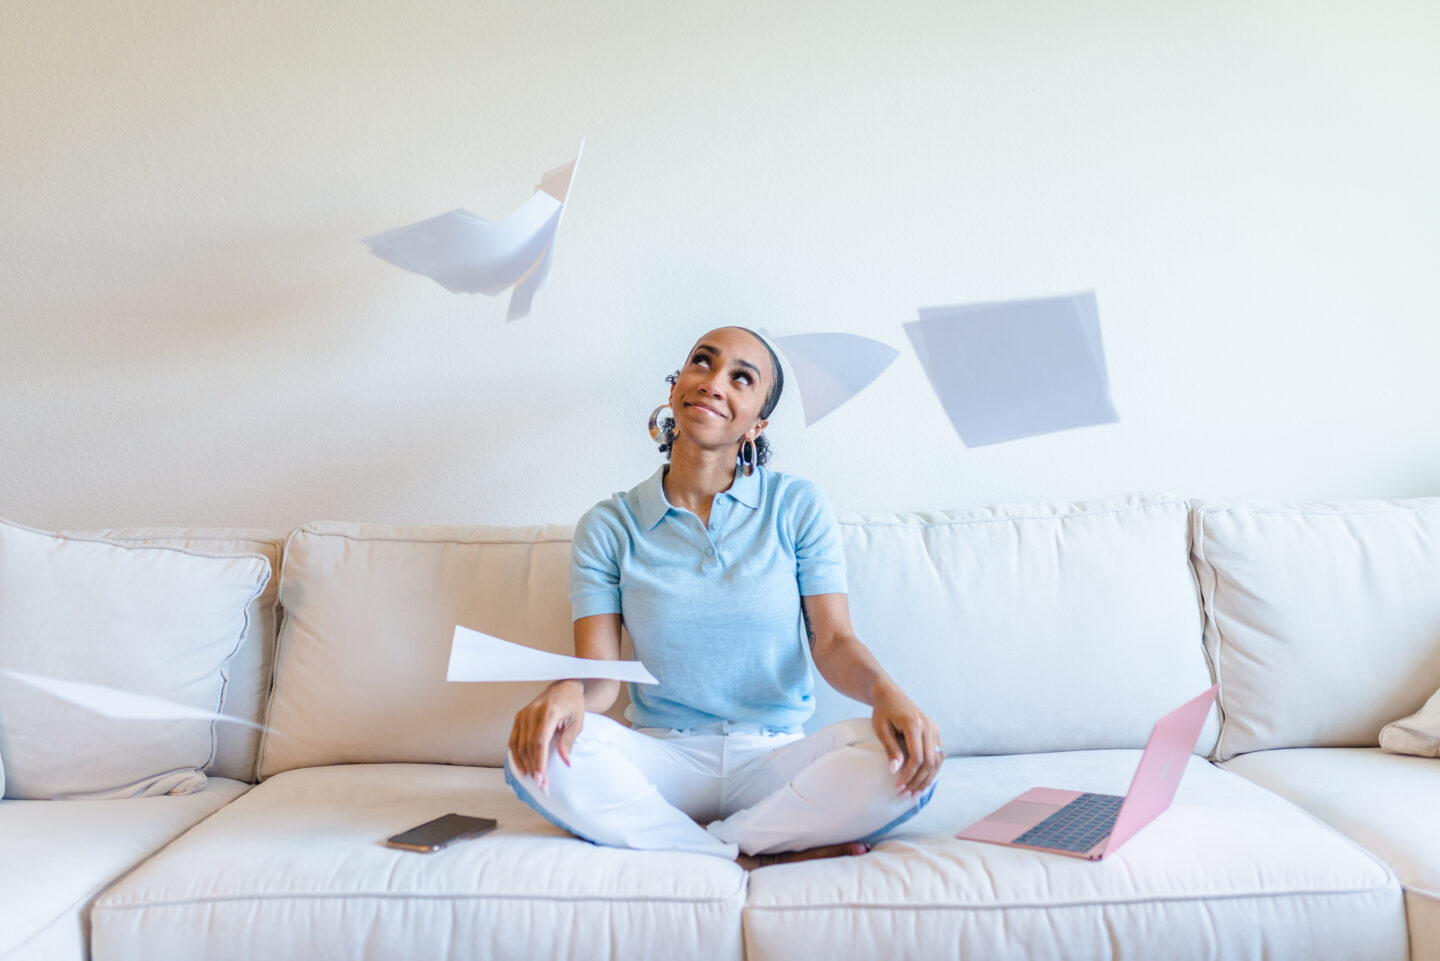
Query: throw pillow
0 516 270 799
1380 687 1440 758
60 526 286 783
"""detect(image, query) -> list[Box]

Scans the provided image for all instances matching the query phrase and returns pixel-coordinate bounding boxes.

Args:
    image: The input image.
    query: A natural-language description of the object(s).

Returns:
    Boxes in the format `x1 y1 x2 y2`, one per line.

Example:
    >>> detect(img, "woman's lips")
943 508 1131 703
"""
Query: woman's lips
685 402 724 418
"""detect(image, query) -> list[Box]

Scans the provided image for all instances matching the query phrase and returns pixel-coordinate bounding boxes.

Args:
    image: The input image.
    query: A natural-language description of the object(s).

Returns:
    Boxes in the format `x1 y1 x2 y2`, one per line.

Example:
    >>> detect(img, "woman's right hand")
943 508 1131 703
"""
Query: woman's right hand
508 678 586 793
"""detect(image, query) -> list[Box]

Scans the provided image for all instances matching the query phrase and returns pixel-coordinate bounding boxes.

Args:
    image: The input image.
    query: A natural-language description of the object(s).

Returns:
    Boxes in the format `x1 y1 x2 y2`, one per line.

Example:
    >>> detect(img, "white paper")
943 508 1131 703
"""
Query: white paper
2 669 274 732
903 291 1120 447
364 141 583 321
446 625 658 685
763 328 900 426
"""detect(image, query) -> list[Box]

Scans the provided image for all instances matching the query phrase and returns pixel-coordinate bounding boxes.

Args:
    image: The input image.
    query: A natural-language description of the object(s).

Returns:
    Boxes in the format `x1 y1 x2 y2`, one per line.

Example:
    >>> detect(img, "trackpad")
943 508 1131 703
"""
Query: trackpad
988 800 1056 825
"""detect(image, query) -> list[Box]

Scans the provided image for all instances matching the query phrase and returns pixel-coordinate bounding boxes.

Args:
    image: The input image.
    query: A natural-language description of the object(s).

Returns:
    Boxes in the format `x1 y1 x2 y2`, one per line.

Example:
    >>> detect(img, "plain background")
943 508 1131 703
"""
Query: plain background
3 0 1437 530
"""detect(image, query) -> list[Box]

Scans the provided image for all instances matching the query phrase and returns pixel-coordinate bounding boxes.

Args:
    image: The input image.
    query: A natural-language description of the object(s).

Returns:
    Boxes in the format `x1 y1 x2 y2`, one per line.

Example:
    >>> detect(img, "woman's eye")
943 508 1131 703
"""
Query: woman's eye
734 373 753 386
691 354 710 367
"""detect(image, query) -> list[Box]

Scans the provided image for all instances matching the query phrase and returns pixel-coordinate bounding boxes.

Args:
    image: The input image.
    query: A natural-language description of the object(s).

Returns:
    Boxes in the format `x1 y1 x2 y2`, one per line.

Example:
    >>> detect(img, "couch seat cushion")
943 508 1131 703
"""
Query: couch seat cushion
1224 747 1440 961
0 778 248 961
91 763 747 961
743 751 1406 961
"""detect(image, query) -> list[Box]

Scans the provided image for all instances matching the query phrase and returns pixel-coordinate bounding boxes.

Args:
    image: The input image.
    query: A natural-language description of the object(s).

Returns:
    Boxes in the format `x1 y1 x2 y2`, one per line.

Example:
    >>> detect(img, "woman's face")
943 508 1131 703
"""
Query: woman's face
667 327 772 452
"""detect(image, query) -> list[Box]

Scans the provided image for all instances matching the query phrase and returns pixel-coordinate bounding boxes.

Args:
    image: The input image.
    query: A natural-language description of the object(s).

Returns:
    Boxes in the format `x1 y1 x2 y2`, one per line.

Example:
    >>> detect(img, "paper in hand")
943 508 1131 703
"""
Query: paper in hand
1 669 277 733
763 329 900 426
903 291 1120 447
364 141 583 321
447 625 658 685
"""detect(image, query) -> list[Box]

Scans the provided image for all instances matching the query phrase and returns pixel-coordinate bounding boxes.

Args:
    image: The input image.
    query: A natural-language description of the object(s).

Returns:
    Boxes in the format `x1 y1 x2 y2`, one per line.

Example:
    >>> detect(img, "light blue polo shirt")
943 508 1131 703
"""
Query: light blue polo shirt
570 463 848 732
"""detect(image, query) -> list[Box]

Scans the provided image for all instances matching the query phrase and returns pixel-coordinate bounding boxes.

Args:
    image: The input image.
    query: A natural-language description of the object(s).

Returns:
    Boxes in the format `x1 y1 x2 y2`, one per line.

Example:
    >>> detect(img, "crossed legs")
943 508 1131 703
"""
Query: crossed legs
504 714 936 861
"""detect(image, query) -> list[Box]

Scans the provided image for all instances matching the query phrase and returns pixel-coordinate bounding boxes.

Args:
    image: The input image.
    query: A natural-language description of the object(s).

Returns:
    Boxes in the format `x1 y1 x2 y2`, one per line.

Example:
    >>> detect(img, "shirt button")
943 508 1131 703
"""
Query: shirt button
705 548 715 556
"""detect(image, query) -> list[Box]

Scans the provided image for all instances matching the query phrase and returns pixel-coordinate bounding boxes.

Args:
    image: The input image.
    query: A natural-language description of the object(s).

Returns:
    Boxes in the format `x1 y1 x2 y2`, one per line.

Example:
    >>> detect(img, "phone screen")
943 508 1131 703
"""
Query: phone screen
384 813 498 852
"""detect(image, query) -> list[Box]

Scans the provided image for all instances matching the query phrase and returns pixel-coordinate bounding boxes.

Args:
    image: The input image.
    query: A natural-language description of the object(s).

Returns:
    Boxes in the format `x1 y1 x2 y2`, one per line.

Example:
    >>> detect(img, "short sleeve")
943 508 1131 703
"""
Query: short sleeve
789 480 848 596
569 504 624 621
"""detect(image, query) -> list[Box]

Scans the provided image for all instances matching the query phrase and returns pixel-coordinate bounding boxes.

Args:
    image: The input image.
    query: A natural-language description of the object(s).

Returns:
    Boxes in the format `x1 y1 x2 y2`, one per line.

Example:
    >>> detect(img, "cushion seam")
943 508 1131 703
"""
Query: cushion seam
1191 511 1233 761
299 502 1188 539
295 528 574 546
249 590 284 782
254 529 307 778
203 559 272 774
92 890 746 911
74 536 282 550
837 498 1187 530
1193 503 1440 519
742 882 1400 913
0 884 102 958
1188 521 1222 759
0 517 278 561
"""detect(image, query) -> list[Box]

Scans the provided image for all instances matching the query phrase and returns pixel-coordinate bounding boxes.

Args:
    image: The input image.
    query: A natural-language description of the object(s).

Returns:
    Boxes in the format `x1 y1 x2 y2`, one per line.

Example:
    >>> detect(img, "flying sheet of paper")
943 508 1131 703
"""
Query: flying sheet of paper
363 141 583 321
762 329 901 426
447 625 658 685
1 669 275 732
902 291 1120 447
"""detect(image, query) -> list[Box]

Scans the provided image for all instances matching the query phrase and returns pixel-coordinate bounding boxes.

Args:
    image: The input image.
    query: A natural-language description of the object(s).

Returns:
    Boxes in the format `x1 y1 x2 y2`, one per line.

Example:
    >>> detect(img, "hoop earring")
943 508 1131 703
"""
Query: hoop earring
740 436 757 476
649 405 674 444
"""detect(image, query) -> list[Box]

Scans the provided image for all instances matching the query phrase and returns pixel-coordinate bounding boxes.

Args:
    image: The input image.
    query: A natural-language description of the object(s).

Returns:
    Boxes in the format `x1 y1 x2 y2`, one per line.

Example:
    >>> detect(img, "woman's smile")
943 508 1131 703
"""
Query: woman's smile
684 401 725 419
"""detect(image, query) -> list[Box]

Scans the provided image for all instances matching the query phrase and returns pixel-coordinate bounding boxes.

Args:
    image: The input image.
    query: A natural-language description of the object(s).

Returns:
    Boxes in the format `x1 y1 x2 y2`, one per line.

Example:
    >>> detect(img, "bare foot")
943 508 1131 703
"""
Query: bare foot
736 841 871 870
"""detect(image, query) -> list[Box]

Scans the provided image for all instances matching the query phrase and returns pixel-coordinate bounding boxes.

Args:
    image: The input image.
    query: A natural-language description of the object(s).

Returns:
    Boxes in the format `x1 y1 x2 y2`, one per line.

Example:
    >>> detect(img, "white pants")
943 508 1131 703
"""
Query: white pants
504 713 936 859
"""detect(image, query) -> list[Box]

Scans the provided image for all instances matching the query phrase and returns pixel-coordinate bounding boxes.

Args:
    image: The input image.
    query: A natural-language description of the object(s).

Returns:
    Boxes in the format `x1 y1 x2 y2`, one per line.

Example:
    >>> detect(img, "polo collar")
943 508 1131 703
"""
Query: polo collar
636 465 671 531
724 460 762 510
637 462 763 530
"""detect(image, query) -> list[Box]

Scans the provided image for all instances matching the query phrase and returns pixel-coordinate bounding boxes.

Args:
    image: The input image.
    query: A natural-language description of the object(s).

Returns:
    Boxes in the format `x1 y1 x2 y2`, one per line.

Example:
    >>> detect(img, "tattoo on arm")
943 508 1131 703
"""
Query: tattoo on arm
801 602 817 649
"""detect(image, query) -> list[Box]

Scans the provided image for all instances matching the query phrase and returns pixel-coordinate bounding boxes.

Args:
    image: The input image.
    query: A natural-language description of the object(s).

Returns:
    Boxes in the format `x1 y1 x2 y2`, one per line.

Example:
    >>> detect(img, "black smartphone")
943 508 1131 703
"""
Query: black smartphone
383 813 498 853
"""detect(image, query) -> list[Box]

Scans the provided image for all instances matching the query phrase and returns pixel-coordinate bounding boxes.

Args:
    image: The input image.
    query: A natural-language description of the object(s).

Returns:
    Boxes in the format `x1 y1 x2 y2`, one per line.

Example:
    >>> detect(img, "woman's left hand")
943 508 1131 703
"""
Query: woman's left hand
870 682 943 797
801 593 943 797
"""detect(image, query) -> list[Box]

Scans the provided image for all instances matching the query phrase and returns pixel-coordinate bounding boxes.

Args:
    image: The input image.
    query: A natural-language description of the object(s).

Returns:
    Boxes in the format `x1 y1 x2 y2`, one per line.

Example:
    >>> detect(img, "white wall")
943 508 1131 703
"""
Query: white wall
3 0 1438 531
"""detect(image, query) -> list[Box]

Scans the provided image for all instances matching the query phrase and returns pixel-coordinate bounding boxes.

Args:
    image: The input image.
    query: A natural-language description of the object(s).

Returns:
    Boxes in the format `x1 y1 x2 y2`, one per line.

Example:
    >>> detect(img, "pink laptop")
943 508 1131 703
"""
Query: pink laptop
956 685 1218 861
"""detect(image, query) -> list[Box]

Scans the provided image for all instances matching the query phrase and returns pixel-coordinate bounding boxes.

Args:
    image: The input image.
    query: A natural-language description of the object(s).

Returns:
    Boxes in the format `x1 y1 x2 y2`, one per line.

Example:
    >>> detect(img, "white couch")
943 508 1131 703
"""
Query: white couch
2 492 1437 961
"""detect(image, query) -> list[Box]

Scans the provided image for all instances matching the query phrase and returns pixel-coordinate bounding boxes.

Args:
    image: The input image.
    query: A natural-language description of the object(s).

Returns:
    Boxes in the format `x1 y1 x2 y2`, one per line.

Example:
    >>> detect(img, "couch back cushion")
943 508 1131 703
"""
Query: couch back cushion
0 517 271 798
1192 497 1440 760
257 523 630 777
60 527 284 782
807 493 1218 755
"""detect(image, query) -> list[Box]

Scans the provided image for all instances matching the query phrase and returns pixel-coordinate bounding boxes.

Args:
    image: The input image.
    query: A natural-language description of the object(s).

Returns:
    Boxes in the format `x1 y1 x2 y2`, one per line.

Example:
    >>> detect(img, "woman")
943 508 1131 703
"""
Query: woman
505 326 942 867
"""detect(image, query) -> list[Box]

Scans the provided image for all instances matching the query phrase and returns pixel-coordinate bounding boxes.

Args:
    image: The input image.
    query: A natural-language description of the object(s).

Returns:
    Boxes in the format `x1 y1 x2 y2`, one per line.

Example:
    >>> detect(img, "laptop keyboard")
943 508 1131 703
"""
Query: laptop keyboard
1013 792 1124 853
